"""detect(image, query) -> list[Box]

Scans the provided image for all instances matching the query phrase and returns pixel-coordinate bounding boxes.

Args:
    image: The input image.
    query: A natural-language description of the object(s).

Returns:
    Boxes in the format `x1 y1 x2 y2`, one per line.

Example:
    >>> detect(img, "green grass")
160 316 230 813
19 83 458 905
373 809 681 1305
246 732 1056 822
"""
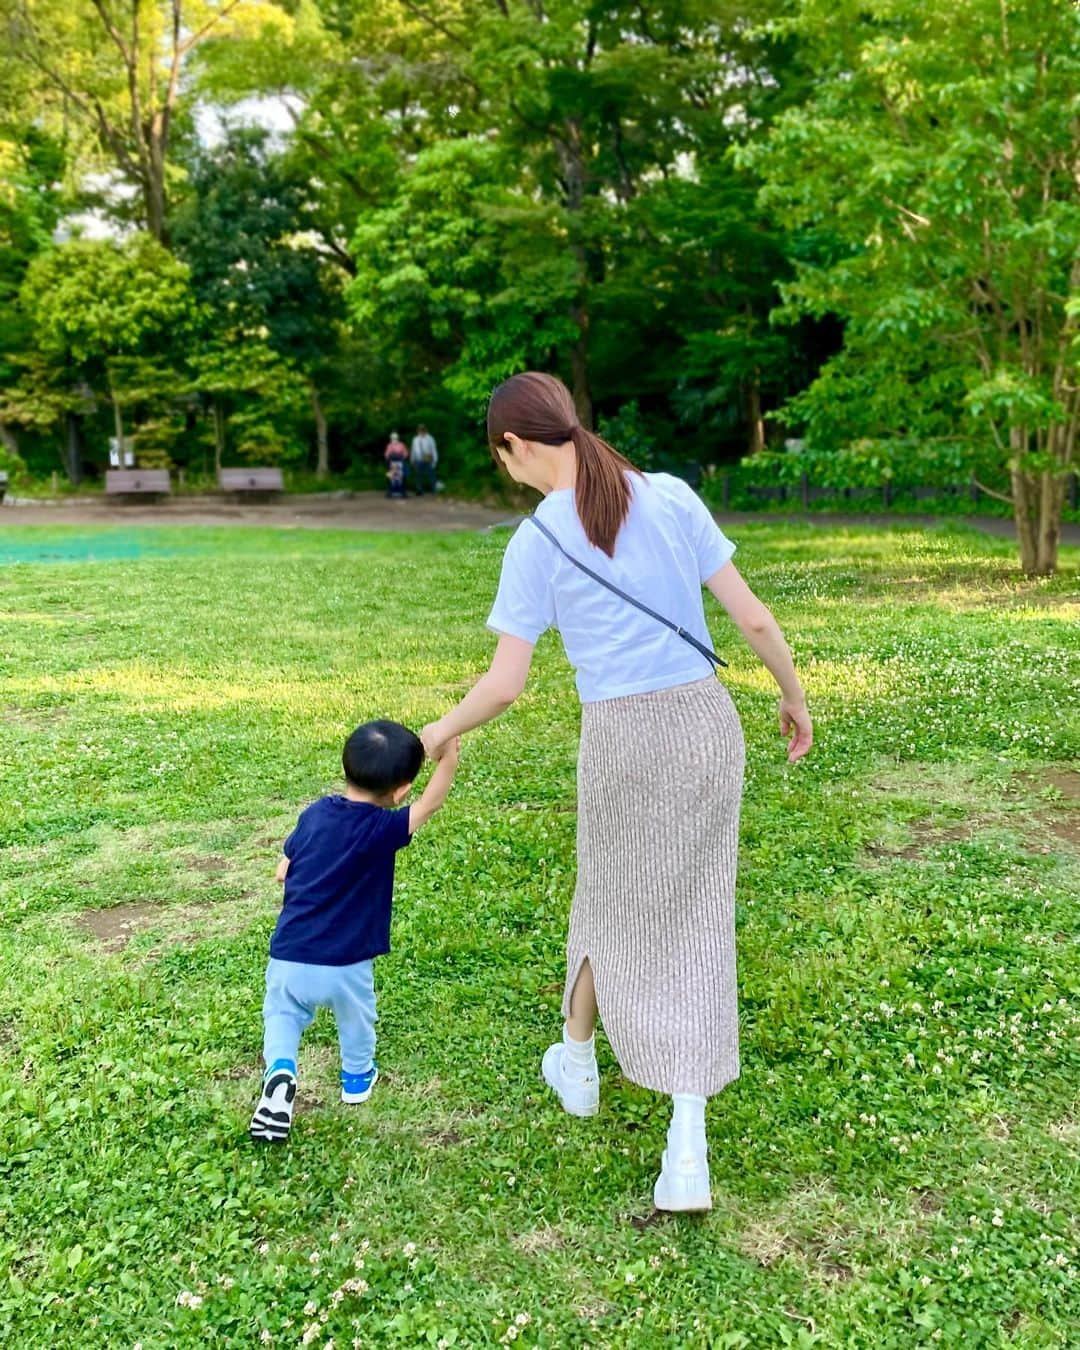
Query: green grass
1 520 1078 1349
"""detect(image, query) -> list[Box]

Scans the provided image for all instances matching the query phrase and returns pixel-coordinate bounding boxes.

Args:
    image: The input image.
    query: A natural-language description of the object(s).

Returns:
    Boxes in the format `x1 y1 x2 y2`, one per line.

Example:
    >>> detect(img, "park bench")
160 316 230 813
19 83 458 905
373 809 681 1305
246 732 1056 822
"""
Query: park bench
218 467 284 498
105 468 171 499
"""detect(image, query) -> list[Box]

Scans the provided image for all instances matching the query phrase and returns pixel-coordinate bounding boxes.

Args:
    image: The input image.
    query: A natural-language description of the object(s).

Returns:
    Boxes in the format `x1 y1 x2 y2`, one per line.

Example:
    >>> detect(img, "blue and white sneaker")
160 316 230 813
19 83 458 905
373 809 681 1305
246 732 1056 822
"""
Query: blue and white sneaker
250 1062 298 1143
341 1064 379 1104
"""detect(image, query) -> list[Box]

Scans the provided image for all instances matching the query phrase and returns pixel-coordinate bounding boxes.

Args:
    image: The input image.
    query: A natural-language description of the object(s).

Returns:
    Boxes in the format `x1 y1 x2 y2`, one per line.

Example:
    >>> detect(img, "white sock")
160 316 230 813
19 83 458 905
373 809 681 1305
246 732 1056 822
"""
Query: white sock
669 1093 708 1159
562 1025 597 1079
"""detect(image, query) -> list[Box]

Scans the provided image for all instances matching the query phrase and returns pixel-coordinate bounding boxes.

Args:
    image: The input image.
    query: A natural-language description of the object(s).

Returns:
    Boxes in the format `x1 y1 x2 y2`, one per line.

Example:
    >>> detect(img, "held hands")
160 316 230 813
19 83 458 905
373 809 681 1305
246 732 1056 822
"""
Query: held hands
779 694 813 764
421 721 453 761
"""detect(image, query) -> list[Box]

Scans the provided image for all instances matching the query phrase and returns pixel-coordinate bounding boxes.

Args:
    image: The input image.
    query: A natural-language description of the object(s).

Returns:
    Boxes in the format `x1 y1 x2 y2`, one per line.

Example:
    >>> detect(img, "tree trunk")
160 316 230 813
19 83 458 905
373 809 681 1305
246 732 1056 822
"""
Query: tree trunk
145 132 168 245
557 120 594 429
312 383 329 479
212 398 226 476
63 412 83 485
1010 466 1038 574
747 378 765 455
112 395 124 452
569 311 593 429
1035 469 1064 576
0 421 19 457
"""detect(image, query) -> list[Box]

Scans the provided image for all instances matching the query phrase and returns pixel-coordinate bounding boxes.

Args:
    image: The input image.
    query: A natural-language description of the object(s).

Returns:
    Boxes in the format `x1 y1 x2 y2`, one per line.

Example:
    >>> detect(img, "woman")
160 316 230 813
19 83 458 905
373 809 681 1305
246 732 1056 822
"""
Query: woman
422 372 812 1211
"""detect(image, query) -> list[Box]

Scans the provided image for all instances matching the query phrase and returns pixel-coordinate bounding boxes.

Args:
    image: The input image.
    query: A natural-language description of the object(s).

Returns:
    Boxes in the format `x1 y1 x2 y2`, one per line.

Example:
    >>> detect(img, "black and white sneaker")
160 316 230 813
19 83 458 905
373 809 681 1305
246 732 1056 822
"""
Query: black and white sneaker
249 1067 297 1143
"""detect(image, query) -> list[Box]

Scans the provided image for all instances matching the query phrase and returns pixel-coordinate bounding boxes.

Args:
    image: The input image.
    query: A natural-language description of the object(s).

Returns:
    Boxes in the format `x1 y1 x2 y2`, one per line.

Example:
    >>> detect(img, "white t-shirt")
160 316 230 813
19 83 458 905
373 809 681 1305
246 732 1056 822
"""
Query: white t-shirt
487 472 735 702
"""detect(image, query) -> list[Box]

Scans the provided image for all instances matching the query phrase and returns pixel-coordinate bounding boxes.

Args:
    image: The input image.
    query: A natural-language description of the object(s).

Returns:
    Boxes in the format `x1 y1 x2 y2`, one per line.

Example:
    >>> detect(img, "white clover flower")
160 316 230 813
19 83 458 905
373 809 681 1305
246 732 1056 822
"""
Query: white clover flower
300 1325 320 1348
305 1301 318 1316
175 1291 203 1310
402 1242 417 1257
257 1242 270 1256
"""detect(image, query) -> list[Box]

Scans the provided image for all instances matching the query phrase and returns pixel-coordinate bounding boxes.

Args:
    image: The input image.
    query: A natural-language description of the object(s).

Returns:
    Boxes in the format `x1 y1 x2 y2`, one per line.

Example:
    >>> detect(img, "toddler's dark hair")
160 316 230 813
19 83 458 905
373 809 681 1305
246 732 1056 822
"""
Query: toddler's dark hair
342 720 424 794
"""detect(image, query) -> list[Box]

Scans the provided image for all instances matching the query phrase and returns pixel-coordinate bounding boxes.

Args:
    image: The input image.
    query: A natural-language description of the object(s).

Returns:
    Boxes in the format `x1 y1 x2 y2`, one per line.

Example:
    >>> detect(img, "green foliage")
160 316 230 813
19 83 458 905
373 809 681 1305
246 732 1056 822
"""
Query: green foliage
0 521 1077 1346
747 0 1080 481
21 235 195 365
749 438 1006 492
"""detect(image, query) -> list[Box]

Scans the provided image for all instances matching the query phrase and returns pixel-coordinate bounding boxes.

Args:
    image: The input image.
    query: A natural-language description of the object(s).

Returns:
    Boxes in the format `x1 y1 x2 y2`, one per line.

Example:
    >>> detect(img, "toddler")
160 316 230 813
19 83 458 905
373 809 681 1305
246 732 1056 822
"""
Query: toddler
249 720 458 1142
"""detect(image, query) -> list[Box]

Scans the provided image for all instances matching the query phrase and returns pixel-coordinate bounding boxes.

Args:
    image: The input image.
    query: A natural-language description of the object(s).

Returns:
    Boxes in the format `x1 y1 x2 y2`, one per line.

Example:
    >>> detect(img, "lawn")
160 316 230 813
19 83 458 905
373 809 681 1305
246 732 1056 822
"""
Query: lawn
0 520 1077 1349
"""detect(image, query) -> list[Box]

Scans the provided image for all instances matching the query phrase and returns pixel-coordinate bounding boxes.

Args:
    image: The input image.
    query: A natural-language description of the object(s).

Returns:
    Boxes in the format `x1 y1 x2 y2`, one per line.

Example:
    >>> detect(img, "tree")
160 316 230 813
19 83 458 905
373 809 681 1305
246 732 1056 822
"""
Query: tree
188 338 307 474
748 0 1080 575
1 0 285 241
0 86 65 463
170 126 348 475
15 234 196 474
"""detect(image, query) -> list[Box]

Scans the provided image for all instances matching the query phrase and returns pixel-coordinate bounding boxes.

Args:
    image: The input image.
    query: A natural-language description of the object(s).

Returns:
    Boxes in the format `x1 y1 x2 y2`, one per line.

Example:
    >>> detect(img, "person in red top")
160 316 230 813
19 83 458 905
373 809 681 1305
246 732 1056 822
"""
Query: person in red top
384 431 408 498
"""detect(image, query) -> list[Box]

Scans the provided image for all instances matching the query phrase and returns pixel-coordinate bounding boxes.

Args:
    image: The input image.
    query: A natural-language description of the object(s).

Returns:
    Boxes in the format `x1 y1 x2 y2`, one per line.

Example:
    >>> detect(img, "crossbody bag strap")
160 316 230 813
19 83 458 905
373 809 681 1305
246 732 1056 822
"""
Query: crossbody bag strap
525 515 727 669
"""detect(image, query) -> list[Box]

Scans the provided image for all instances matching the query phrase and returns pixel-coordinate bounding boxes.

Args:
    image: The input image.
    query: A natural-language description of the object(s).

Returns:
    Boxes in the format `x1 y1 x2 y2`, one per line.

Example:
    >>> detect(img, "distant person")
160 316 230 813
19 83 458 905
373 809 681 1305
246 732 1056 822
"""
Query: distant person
249 721 459 1143
410 424 439 495
384 431 408 498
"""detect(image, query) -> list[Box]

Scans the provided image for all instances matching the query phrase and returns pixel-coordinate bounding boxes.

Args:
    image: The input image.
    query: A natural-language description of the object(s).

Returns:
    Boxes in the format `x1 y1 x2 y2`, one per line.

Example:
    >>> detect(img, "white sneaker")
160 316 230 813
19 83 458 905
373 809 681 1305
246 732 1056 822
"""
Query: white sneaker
541 1043 599 1117
654 1148 712 1212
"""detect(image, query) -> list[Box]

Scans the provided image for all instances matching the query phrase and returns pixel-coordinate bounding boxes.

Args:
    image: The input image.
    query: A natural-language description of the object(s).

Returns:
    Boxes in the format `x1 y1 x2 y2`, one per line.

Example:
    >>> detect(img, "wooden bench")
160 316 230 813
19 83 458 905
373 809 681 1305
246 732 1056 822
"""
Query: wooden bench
219 467 284 497
105 469 171 498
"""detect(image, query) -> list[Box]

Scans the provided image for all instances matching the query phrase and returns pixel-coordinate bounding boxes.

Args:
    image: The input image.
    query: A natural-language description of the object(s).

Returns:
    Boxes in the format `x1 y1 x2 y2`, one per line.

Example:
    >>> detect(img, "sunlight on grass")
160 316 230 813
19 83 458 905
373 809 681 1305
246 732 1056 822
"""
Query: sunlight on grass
0 522 1076 1348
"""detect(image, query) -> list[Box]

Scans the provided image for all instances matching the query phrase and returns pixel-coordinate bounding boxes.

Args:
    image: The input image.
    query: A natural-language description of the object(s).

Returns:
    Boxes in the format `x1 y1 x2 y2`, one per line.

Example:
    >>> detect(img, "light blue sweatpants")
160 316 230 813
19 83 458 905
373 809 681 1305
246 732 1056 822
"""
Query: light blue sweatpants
262 957 377 1076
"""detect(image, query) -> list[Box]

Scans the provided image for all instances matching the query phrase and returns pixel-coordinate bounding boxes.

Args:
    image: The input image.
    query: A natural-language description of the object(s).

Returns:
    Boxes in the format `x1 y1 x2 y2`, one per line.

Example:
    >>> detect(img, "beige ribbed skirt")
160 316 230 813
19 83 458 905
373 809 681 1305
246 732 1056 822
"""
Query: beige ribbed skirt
562 675 745 1097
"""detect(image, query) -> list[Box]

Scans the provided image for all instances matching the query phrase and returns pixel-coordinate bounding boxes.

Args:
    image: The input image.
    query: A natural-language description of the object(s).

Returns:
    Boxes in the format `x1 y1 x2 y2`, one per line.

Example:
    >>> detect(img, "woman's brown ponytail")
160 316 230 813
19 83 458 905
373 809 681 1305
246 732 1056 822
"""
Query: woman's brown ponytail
488 372 640 557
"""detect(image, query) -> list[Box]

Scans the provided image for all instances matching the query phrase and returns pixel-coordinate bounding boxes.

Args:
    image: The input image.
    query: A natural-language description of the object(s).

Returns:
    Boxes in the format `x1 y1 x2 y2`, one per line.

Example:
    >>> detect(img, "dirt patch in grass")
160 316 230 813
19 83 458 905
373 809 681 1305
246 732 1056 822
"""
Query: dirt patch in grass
864 761 1080 862
77 901 163 951
423 1128 463 1148
866 819 975 861
513 1223 564 1254
741 1222 856 1283
1039 812 1080 850
217 1061 261 1082
75 891 257 952
1046 1117 1079 1145
186 854 230 873
1 704 69 730
1027 769 1080 851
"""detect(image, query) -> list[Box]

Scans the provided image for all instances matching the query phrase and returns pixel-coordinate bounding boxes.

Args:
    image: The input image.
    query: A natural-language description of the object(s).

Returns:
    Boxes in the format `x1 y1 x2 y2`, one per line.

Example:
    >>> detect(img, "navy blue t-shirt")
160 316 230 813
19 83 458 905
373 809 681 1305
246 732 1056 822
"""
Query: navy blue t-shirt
270 796 412 966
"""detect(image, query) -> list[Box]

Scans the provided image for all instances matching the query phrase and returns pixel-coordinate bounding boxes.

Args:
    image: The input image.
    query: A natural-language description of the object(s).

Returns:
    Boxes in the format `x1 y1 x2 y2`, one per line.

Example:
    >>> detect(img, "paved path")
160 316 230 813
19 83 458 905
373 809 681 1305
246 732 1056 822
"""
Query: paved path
0 491 510 532
2 493 1077 545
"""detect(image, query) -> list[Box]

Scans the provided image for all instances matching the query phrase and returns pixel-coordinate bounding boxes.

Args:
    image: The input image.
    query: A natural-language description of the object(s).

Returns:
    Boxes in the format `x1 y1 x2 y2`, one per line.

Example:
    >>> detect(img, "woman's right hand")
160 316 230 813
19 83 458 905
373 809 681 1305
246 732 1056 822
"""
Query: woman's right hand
421 721 451 760
779 695 813 764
